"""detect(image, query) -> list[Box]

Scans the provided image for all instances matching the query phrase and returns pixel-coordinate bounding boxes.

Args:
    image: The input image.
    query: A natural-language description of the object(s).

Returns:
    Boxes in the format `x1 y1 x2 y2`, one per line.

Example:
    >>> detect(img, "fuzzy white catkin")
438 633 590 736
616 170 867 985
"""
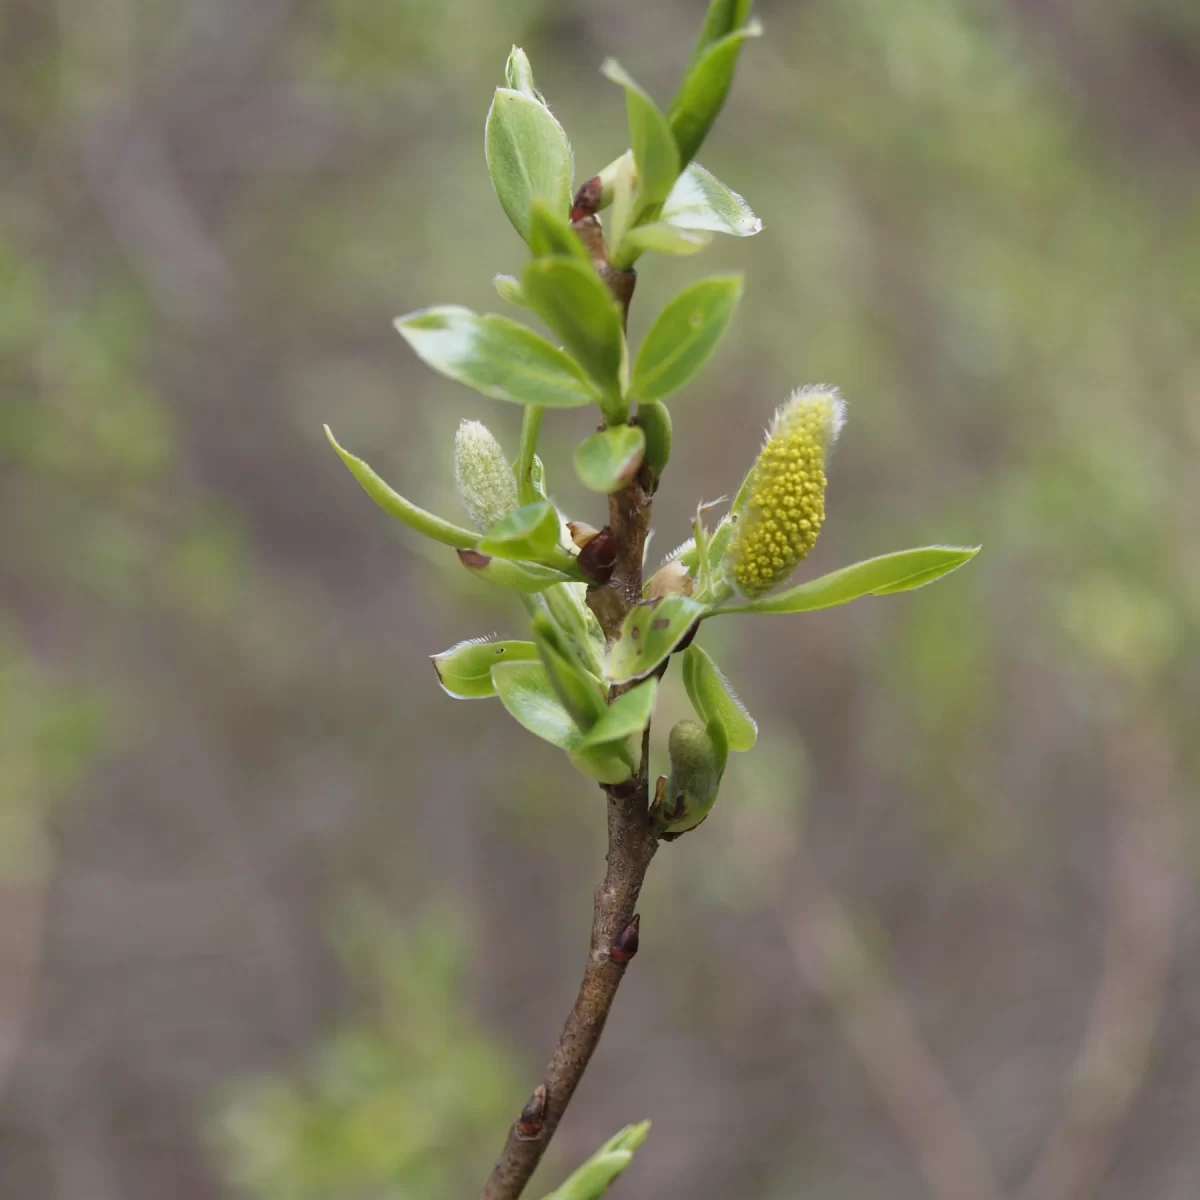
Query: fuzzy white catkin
453 420 519 532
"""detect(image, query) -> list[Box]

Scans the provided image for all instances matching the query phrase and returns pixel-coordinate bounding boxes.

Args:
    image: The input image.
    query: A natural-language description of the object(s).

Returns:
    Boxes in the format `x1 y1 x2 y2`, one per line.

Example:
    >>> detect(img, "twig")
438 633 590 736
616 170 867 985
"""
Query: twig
481 223 654 1200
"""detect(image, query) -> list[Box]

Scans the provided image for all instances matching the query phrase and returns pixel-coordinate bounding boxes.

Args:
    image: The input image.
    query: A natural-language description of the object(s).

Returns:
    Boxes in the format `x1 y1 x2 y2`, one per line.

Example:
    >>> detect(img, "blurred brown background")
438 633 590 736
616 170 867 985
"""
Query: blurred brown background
2 0 1198 1197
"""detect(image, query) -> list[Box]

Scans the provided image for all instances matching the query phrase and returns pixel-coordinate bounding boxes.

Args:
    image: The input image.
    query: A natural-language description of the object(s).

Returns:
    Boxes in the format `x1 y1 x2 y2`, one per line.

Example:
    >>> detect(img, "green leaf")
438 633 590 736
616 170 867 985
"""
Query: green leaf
631 275 743 403
528 200 591 264
667 21 762 165
395 306 600 409
605 151 638 265
522 259 627 418
662 163 762 236
659 717 726 834
541 582 606 675
621 223 713 257
493 274 530 308
532 611 608 732
567 746 637 785
681 643 756 751
457 548 578 593
686 0 753 71
579 677 659 748
718 546 982 615
491 660 580 749
325 426 477 548
600 59 680 220
492 661 634 784
605 595 708 683
485 87 573 244
542 1123 651 1200
574 425 645 493
477 500 563 562
431 638 540 699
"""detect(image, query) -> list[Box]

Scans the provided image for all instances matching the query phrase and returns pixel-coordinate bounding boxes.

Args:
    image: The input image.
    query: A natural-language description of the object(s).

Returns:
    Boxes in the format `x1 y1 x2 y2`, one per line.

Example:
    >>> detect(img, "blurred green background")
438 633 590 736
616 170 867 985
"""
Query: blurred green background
2 0 1198 1197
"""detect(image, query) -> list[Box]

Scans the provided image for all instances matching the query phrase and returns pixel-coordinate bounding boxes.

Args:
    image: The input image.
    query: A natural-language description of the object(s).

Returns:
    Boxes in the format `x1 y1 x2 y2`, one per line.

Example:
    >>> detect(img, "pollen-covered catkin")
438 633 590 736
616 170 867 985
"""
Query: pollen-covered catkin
726 386 845 596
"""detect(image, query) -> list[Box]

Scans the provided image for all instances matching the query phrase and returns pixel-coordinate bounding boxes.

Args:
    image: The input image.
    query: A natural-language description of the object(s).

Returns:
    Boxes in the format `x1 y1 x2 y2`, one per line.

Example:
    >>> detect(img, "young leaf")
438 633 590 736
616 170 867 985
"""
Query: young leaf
631 275 743 403
567 745 636 785
325 426 477 548
605 151 638 265
493 274 530 308
477 500 564 562
717 546 981 615
661 163 762 236
485 88 572 244
492 661 634 783
457 548 578 593
541 582 606 675
522 259 627 418
621 223 712 257
528 200 591 264
605 595 708 683
637 400 672 477
532 611 608 732
600 60 680 219
681 643 757 751
491 659 580 749
578 677 659 748
667 21 762 165
658 718 727 835
686 0 753 71
574 425 646 493
504 46 540 99
431 638 540 699
541 1120 651 1199
395 306 600 409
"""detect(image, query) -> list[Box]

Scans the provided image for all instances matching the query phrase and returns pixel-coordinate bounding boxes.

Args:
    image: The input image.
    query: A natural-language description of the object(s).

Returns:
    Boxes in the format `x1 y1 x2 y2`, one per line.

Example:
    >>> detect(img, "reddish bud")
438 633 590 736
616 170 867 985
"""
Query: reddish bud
515 1084 549 1140
571 176 603 222
577 526 618 584
610 914 641 965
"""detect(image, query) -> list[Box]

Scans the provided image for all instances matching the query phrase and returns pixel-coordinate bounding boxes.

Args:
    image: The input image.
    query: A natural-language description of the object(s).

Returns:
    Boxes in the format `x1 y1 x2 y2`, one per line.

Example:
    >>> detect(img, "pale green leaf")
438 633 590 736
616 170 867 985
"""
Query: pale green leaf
431 638 539 699
631 275 743 403
681 643 756 751
485 88 573 243
522 259 627 417
325 426 477 548
574 425 645 493
579 678 659 748
605 595 708 683
395 306 600 409
662 163 762 236
667 21 762 165
504 47 539 99
719 546 982 615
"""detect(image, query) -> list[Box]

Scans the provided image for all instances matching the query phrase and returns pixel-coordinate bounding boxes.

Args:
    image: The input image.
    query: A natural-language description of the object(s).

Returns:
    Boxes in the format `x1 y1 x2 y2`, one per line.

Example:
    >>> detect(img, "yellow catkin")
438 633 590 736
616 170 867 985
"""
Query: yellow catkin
727 386 845 596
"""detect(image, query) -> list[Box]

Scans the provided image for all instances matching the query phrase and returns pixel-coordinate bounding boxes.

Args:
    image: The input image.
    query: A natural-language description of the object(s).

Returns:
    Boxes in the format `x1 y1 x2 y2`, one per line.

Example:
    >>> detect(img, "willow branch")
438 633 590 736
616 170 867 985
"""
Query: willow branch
481 222 655 1200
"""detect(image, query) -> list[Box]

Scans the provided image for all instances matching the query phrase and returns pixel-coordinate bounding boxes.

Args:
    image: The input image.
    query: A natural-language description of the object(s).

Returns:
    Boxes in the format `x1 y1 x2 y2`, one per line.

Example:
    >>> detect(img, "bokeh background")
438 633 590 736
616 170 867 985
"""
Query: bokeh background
2 0 1199 1197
